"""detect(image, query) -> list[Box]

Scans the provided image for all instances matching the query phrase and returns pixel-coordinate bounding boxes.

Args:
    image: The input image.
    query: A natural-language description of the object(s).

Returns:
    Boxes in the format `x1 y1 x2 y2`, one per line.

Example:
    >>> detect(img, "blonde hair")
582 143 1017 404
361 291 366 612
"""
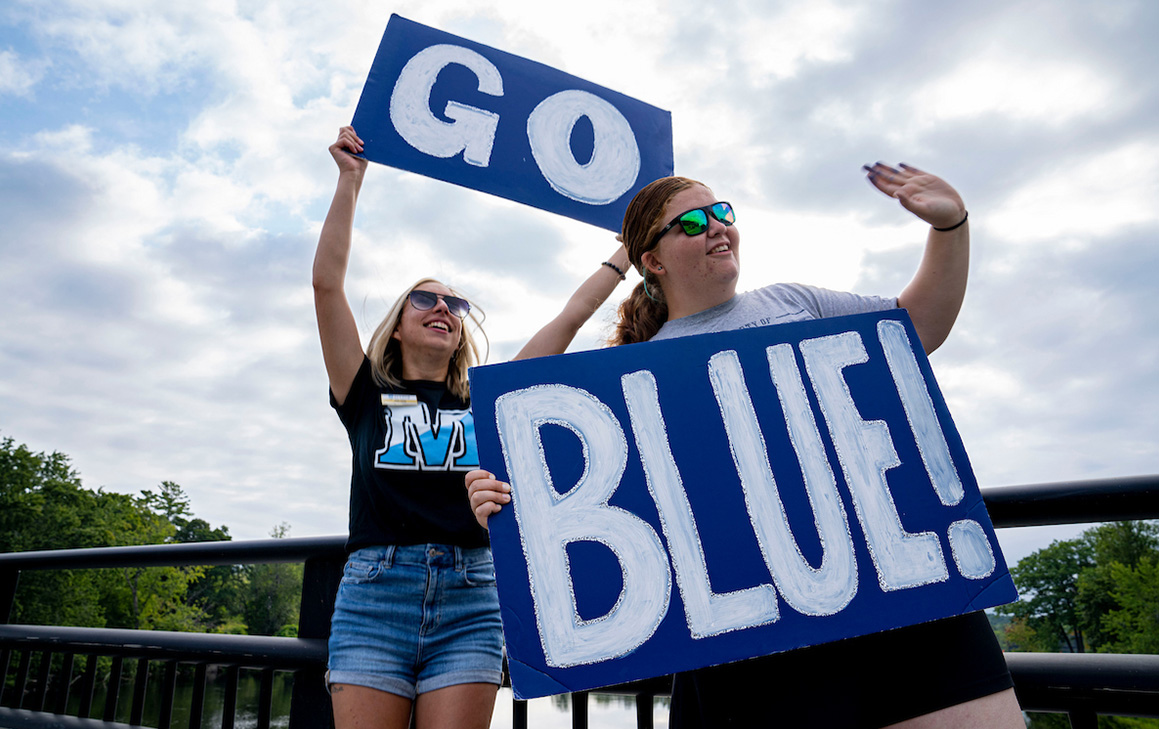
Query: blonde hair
610 176 705 346
366 278 487 402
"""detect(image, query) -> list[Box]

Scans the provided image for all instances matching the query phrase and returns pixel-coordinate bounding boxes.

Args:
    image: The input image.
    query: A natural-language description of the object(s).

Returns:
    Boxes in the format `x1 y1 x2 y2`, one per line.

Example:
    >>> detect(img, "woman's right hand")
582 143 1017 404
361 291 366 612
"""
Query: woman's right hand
466 469 511 530
329 126 368 176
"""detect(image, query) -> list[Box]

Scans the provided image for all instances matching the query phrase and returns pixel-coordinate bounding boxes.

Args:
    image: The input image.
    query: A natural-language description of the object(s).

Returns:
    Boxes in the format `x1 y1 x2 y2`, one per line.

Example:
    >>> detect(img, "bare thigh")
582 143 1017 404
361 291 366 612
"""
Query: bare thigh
331 683 413 729
886 688 1024 729
415 682 499 729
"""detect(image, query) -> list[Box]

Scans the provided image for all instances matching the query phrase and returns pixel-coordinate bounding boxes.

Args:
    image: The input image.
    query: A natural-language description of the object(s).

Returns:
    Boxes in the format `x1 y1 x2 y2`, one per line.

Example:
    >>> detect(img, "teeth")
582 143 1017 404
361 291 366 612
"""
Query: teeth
426 322 450 332
709 244 730 254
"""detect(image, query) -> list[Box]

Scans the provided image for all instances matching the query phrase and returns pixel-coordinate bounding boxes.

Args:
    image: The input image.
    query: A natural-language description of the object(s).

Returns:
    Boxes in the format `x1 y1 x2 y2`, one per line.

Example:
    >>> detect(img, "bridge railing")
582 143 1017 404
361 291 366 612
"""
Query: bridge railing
1 475 1158 729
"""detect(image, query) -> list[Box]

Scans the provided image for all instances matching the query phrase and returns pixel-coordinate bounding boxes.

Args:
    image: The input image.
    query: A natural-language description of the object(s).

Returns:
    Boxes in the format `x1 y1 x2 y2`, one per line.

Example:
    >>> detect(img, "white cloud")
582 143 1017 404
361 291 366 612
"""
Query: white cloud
988 141 1159 244
917 53 1119 126
0 48 42 96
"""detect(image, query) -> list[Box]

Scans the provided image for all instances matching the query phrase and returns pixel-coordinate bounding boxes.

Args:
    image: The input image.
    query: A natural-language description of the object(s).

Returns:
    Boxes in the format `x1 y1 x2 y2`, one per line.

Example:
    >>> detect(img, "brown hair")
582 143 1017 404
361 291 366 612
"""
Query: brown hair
366 278 487 402
610 176 705 346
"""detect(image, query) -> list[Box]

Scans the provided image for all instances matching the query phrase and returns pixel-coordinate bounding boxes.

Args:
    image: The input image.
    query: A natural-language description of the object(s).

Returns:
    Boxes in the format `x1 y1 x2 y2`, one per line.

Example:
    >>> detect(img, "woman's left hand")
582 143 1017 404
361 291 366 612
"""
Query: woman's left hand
863 163 966 229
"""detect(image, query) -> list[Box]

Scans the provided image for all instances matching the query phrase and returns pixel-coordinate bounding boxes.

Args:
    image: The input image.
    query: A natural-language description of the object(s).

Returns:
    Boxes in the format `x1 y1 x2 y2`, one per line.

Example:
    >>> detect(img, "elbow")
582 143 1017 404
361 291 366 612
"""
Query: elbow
312 269 343 299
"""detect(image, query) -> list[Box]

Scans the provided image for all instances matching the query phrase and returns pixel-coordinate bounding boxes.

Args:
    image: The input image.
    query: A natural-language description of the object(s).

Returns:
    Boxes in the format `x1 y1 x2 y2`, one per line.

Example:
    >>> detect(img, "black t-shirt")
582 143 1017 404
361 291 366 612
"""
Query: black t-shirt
331 357 489 552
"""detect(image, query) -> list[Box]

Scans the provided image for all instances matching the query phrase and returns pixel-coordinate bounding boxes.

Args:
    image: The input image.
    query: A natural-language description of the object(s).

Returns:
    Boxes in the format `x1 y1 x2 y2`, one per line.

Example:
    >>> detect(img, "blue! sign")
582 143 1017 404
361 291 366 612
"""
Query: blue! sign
469 310 1018 699
350 15 674 231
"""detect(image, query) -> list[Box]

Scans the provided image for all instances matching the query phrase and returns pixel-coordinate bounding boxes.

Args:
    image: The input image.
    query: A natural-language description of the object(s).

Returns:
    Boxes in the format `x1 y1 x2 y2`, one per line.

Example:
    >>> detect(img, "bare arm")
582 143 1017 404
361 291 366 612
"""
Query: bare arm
864 163 969 354
514 244 631 360
468 244 631 528
313 126 369 405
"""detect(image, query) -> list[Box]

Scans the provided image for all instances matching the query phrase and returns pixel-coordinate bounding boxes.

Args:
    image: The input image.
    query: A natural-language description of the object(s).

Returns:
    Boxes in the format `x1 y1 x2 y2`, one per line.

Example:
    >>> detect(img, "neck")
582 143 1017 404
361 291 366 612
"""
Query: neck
399 349 452 383
664 282 736 321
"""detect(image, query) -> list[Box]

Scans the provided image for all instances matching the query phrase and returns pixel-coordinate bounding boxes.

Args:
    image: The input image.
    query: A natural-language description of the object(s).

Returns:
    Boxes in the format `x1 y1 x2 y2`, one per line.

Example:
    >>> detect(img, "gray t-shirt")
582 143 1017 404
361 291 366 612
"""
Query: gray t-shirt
651 283 897 341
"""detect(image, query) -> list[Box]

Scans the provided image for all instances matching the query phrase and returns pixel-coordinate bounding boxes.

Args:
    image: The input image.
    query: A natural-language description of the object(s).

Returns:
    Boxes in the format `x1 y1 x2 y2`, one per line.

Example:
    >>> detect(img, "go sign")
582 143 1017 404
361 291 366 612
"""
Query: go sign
350 15 674 232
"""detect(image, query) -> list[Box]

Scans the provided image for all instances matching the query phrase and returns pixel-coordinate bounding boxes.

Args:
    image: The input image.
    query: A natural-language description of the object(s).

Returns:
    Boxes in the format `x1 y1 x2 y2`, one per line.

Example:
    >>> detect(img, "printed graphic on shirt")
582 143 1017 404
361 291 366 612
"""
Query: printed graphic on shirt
375 398 479 471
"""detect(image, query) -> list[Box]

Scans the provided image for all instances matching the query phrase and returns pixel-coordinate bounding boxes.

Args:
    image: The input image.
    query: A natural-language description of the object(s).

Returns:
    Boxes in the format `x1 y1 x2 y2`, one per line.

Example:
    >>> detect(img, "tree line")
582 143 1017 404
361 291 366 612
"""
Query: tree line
1 435 302 636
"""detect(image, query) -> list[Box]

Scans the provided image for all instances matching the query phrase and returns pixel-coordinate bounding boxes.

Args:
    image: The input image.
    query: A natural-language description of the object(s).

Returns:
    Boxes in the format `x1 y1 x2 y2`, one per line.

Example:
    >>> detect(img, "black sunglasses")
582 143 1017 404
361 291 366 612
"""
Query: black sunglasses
408 290 470 319
652 202 735 246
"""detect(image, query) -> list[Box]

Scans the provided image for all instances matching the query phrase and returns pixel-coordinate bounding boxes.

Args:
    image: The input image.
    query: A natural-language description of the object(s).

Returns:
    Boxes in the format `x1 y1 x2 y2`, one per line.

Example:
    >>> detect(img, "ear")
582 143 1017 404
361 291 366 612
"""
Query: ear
391 327 401 342
641 249 665 275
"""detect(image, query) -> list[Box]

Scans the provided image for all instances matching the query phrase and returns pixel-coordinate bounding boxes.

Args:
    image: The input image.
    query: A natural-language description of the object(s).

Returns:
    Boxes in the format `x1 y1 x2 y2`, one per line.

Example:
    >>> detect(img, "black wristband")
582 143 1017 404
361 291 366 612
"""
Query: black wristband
933 211 968 232
602 261 626 280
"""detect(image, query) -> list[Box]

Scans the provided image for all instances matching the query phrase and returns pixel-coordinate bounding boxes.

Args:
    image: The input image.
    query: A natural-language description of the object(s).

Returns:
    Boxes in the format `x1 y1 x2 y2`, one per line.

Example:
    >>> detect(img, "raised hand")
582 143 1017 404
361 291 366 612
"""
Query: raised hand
863 162 966 230
329 126 368 176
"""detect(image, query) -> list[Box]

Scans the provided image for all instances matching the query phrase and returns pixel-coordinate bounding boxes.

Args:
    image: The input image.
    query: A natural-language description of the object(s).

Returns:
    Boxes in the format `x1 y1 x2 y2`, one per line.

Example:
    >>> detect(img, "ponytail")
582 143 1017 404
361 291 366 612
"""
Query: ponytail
610 278 668 346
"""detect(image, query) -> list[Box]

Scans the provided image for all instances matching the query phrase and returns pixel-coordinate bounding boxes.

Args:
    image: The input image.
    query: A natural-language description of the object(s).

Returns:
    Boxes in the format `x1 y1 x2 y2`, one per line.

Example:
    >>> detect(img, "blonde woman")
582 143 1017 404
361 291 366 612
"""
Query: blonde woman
314 126 500 729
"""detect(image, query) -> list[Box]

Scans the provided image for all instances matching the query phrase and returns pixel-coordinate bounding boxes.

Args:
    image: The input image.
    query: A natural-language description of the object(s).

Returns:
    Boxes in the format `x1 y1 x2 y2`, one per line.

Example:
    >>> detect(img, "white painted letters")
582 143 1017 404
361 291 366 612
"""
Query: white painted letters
388 44 642 204
528 90 641 205
622 370 780 638
389 44 503 167
494 385 671 668
801 332 949 591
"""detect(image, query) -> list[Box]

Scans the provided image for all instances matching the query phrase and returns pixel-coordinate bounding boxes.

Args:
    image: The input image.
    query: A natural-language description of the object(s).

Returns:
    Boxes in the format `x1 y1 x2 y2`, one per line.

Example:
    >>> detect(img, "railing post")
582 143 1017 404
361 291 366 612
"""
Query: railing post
1068 708 1099 729
189 663 208 729
636 692 654 729
572 691 588 729
289 554 343 729
104 655 124 722
221 664 239 729
158 659 177 729
512 698 527 729
0 568 18 624
129 657 149 725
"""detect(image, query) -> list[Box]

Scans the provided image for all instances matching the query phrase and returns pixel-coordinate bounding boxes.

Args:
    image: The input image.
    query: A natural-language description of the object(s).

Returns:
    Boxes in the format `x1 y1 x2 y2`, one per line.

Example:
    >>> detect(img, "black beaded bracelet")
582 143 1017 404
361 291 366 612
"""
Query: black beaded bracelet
602 261 626 280
933 211 968 232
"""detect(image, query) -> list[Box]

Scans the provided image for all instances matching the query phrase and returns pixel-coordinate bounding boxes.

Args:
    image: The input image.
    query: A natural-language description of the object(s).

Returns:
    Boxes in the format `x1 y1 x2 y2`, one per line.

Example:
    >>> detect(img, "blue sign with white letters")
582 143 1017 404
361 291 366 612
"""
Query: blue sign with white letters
350 15 674 232
469 309 1018 700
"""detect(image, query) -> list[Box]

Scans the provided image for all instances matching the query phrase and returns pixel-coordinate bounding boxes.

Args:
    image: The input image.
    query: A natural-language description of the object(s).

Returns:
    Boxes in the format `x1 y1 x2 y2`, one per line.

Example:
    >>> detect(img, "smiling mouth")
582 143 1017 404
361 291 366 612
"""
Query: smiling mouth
708 243 731 255
425 321 451 333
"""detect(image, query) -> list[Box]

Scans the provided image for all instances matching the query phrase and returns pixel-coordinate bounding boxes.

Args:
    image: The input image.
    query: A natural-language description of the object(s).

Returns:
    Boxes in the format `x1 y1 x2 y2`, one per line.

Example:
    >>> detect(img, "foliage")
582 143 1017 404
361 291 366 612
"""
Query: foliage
999 538 1094 652
1 435 294 637
241 523 303 636
1000 520 1159 656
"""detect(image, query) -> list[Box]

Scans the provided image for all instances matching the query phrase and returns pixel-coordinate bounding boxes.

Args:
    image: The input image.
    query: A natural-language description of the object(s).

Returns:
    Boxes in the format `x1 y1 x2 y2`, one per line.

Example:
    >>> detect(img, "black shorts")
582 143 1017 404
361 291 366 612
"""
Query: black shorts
669 611 1013 728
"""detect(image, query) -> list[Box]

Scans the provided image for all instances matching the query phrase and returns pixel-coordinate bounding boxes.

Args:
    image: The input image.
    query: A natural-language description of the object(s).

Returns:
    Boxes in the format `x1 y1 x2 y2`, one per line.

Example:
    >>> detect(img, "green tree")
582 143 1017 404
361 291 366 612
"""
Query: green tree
1 437 231 632
241 523 302 636
999 538 1094 652
1075 521 1159 651
1099 557 1159 654
143 480 242 630
1 437 109 626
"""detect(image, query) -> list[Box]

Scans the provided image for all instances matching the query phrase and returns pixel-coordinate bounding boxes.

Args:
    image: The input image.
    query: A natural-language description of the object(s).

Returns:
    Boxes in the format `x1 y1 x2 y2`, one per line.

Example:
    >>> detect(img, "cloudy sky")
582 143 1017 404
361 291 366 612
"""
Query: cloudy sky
2 0 1156 576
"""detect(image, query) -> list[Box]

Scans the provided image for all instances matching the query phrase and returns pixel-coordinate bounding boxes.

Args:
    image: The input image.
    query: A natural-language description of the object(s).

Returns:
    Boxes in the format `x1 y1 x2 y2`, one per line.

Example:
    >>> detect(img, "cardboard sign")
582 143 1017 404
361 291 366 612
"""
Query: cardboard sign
469 310 1017 700
351 15 674 232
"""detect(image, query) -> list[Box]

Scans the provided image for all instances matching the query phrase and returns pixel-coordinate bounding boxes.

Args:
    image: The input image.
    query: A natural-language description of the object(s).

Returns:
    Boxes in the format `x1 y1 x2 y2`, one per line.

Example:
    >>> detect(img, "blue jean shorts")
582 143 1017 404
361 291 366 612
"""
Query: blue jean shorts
327 544 504 698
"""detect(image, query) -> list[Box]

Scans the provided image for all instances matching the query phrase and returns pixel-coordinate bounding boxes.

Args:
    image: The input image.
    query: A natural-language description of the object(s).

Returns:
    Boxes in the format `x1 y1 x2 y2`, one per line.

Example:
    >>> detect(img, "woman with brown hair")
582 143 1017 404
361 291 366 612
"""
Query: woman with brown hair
468 163 1024 727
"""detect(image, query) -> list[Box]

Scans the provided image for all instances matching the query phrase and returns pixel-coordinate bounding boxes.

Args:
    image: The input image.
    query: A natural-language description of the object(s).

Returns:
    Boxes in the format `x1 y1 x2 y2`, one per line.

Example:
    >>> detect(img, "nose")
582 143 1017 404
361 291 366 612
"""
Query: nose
706 215 728 236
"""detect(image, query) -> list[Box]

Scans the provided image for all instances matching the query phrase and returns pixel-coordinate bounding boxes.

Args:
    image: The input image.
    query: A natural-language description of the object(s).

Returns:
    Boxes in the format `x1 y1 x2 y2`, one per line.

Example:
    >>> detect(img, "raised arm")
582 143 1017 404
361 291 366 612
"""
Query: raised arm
513 243 631 360
467 243 632 528
313 126 369 405
864 163 969 354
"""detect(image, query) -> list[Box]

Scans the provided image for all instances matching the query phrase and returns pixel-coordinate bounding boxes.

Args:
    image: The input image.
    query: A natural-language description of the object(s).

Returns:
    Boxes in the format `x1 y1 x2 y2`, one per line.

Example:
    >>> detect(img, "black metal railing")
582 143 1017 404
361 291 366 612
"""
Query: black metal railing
1 475 1158 729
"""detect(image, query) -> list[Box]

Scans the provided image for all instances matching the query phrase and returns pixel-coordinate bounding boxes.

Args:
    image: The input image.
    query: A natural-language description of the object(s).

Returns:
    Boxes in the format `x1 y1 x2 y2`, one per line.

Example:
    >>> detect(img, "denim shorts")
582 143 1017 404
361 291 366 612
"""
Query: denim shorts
327 544 504 698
